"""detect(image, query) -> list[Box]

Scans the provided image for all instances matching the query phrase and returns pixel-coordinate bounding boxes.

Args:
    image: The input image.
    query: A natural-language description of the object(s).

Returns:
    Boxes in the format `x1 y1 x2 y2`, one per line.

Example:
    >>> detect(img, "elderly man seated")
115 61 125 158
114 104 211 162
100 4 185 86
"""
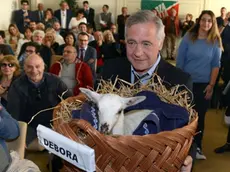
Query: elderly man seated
50 45 93 95
7 54 72 148
0 104 40 171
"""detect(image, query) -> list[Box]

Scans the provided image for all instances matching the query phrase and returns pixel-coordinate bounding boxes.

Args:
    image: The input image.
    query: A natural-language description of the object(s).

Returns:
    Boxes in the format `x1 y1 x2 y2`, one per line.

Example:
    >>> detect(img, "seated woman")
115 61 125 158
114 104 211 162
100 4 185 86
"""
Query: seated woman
5 24 24 45
15 27 32 56
0 55 20 107
102 30 120 60
57 32 76 55
43 30 59 55
69 8 87 33
43 8 59 29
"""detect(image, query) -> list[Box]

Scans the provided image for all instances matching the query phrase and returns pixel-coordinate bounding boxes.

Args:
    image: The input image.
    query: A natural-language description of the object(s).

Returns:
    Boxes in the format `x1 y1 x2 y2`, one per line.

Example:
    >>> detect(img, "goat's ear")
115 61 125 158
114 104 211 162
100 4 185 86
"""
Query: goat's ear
79 88 101 103
123 96 146 108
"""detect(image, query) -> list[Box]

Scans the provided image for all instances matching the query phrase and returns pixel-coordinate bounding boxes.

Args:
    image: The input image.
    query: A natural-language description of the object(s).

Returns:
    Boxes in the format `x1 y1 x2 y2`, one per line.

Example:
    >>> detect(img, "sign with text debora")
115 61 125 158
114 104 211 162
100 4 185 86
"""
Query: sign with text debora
37 125 95 172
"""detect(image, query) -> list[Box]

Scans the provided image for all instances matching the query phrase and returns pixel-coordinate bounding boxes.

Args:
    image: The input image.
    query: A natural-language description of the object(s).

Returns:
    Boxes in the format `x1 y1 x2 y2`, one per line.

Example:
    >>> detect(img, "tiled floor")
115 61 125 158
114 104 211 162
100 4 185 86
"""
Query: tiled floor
26 109 230 172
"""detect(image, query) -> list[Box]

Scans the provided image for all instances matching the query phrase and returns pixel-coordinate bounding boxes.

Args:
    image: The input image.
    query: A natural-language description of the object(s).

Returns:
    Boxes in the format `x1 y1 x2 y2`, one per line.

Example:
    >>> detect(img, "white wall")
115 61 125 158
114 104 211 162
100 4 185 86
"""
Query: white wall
0 0 17 30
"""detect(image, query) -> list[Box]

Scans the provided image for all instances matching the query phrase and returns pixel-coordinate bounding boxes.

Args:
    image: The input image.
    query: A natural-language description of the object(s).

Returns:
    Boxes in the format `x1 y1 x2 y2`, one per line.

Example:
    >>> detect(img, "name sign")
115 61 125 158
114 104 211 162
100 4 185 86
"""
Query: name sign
37 125 95 172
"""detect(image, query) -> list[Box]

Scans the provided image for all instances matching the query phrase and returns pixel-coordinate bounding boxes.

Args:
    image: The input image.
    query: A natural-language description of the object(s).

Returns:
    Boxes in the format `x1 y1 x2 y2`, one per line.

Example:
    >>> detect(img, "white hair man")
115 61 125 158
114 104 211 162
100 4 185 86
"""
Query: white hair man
102 10 193 171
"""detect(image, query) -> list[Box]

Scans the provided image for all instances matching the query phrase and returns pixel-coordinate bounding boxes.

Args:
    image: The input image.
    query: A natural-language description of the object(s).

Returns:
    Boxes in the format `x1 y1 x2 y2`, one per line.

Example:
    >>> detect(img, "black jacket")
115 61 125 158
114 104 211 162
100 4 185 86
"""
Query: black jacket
102 57 192 91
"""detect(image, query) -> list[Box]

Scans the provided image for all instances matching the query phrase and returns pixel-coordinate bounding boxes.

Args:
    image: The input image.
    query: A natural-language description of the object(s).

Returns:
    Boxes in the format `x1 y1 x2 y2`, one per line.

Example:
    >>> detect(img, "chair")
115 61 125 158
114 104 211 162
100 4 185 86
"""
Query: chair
50 55 62 66
6 121 27 159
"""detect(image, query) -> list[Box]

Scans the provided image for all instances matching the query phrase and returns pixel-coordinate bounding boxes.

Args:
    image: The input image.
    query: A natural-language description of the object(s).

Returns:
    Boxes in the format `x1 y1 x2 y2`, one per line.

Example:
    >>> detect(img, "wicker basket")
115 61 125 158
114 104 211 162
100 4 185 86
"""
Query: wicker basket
53 95 198 172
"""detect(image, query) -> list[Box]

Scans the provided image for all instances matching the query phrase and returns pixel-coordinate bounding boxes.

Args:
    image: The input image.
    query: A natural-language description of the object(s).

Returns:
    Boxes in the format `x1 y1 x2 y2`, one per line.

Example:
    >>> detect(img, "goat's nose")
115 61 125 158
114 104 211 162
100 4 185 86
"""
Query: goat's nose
100 123 109 134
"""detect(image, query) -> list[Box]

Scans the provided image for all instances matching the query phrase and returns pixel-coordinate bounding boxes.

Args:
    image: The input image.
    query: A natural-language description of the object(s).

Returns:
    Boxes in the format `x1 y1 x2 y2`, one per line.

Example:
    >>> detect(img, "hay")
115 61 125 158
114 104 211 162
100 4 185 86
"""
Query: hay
54 74 197 124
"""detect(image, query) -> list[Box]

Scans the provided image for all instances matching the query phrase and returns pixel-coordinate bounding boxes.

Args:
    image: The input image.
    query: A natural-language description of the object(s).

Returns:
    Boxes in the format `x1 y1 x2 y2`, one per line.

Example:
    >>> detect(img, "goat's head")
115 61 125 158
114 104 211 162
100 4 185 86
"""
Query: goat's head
80 88 146 134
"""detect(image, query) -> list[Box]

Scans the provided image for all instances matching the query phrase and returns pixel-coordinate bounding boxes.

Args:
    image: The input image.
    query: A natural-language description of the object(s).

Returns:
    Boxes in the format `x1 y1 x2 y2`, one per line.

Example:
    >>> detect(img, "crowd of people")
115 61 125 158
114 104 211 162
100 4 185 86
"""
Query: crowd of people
0 0 230 171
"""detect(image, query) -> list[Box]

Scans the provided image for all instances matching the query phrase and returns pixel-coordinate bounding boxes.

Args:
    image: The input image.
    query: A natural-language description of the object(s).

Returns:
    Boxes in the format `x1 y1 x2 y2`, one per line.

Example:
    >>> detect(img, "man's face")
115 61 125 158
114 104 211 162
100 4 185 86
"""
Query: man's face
24 55 44 83
102 6 108 13
126 22 162 74
29 22 37 31
60 2 68 10
221 8 226 16
21 2 29 10
122 7 127 14
53 22 61 31
63 46 77 62
83 3 89 10
25 46 36 57
171 9 177 17
38 3 44 11
78 35 89 48
79 24 87 32
94 32 103 41
33 33 43 44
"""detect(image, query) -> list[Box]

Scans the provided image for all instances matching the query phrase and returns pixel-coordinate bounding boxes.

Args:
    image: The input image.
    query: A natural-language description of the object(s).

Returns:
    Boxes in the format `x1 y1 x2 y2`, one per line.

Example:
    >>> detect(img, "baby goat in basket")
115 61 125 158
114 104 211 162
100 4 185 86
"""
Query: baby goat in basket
79 88 153 135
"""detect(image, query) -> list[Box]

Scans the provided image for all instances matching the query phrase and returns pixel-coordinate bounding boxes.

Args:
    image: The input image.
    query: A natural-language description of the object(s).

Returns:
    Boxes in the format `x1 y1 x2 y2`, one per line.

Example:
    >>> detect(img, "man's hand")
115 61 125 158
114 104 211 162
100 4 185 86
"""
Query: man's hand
181 156 193 172
87 58 95 64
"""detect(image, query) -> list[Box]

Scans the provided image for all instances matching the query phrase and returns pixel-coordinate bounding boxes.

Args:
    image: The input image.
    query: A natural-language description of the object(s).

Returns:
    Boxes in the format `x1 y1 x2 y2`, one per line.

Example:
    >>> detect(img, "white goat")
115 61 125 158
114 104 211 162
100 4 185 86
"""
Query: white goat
80 88 153 135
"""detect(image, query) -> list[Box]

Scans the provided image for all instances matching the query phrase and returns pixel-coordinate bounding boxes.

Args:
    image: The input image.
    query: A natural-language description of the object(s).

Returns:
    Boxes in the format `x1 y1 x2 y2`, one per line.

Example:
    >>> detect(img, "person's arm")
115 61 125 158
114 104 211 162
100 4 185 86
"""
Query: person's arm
82 63 94 90
219 19 228 34
99 13 105 25
68 17 73 29
0 105 20 140
83 17 87 24
56 79 73 100
204 45 222 100
176 34 189 70
7 83 22 121
111 13 115 24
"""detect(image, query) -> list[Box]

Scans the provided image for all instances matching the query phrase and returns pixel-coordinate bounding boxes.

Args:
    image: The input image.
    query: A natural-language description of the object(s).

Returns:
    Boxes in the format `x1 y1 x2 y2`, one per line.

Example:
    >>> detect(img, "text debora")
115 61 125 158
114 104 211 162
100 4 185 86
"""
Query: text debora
43 138 78 163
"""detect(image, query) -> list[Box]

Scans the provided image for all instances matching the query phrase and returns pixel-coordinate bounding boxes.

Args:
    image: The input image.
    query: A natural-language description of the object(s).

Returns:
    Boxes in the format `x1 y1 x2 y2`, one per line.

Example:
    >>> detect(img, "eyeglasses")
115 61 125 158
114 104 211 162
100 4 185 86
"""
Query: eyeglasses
0 63 15 68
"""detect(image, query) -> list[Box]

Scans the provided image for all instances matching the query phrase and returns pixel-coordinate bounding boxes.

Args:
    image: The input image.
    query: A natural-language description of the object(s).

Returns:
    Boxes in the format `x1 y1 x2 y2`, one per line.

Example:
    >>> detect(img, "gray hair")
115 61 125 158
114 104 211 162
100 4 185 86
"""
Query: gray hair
32 30 45 38
125 10 165 42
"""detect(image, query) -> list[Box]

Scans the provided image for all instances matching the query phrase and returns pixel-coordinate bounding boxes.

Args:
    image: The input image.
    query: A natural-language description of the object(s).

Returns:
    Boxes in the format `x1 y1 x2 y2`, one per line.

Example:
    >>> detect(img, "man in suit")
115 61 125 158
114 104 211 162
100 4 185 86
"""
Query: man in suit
117 7 130 41
77 32 97 81
12 0 34 33
33 3 45 23
99 5 114 31
83 1 96 31
102 10 193 172
54 1 72 36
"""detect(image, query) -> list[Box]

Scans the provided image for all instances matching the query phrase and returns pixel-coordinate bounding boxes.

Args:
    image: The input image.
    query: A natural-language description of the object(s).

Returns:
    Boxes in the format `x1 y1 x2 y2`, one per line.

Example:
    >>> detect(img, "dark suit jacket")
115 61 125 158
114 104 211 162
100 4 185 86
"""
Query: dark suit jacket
102 57 192 91
84 8 96 30
117 14 130 40
12 9 34 33
33 10 45 23
54 9 72 29
78 46 97 80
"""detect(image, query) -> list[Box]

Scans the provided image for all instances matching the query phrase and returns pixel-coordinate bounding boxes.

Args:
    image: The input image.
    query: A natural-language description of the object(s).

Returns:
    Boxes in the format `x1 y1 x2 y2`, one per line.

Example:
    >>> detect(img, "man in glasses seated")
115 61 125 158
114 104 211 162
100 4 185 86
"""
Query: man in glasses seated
7 54 72 150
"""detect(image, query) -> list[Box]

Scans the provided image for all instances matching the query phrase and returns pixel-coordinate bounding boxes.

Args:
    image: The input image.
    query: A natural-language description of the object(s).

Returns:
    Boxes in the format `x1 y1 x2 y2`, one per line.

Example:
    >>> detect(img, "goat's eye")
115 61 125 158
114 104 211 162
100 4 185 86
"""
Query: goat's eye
117 109 123 115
